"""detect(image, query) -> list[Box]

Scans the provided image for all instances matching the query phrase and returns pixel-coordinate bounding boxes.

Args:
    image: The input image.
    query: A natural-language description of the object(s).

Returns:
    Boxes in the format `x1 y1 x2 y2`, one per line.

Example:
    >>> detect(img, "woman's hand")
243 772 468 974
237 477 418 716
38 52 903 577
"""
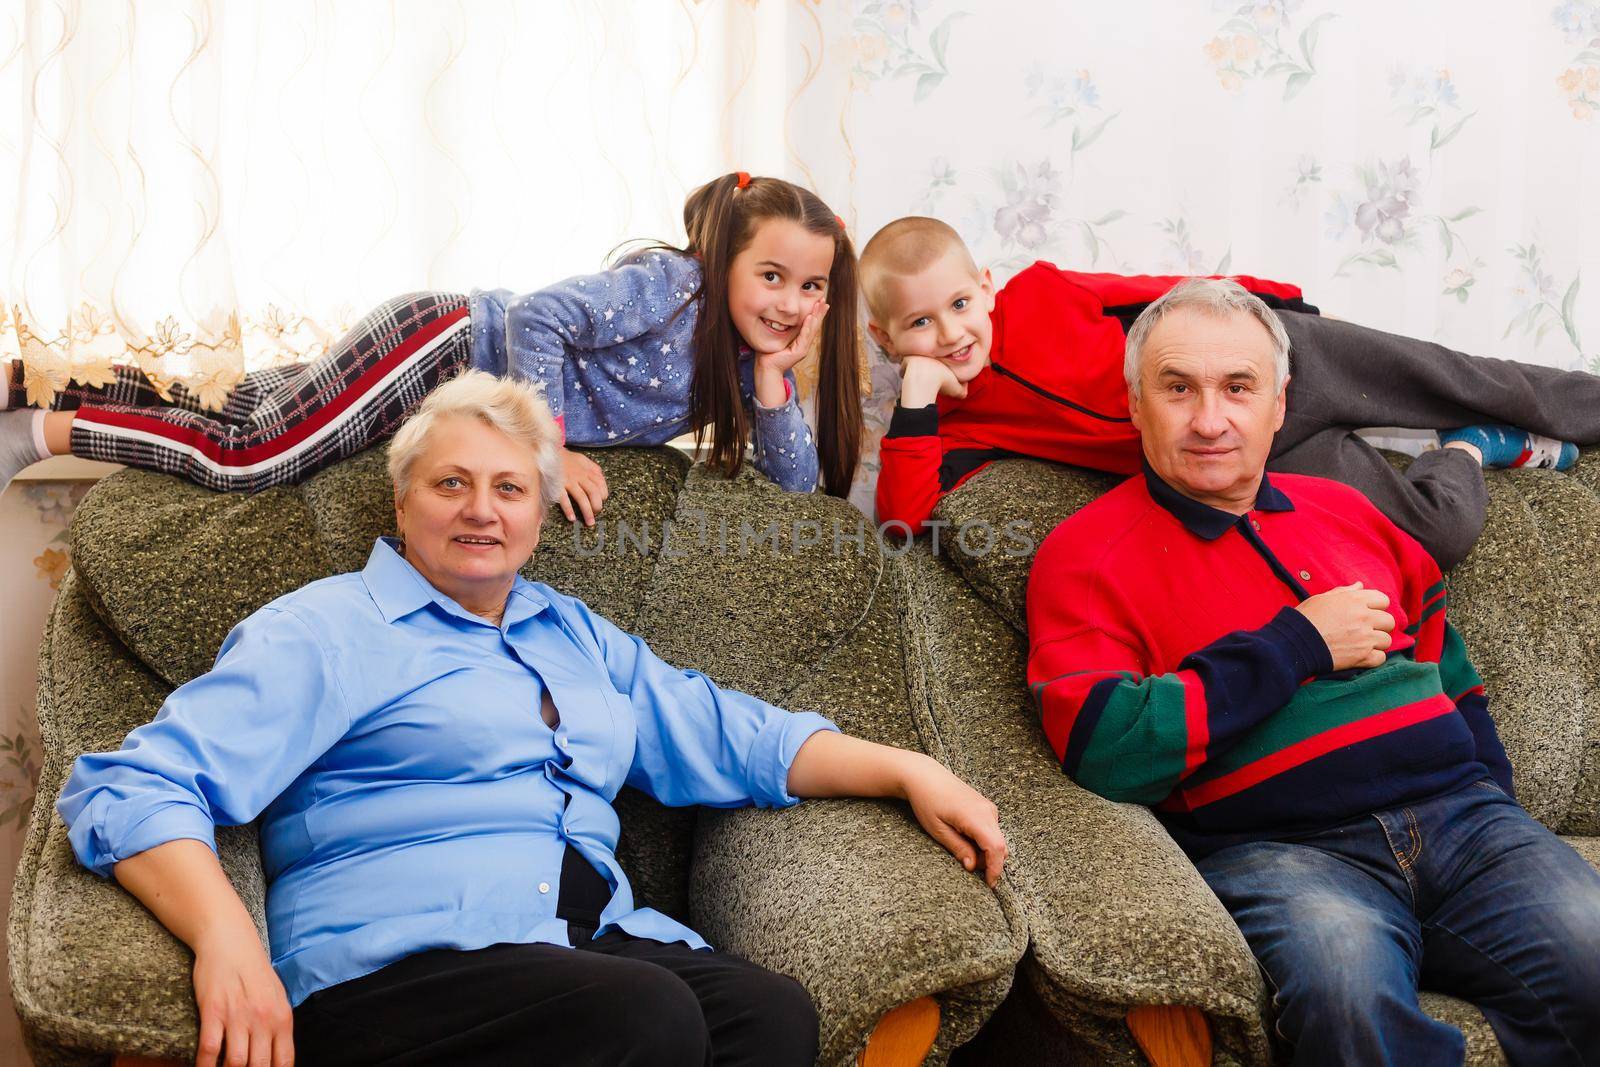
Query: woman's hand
192 927 295 1067
753 301 828 407
113 840 295 1067
786 732 1007 887
900 754 1007 888
559 447 608 526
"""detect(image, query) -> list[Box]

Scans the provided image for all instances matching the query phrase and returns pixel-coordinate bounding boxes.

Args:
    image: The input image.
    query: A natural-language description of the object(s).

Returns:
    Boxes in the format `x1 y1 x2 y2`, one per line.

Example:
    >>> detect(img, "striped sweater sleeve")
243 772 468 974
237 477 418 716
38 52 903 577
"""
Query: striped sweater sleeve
1398 532 1514 796
1026 534 1331 805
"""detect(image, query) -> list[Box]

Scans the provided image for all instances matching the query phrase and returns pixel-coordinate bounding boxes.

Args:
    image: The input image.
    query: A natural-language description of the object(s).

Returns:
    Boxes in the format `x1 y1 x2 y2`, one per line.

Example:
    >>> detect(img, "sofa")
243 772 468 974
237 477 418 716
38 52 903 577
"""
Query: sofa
14 439 1592 1067
927 451 1600 1066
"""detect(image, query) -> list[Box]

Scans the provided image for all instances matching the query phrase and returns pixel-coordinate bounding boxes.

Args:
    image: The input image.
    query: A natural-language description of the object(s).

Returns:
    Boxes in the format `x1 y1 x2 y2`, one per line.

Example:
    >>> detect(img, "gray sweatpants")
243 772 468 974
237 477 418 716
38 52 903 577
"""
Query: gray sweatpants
1269 311 1600 569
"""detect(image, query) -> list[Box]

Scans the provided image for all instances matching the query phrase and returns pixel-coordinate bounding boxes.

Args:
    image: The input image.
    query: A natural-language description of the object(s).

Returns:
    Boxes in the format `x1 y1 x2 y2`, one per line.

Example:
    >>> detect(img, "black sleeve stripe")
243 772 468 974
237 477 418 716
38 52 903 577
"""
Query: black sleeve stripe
885 402 939 439
1061 676 1120 777
938 447 1018 492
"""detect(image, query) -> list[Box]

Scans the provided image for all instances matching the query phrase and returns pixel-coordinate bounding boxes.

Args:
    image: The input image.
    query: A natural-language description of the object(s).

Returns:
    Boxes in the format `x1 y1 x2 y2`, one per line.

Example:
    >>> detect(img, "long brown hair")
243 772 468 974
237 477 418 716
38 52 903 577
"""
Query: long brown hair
666 173 862 497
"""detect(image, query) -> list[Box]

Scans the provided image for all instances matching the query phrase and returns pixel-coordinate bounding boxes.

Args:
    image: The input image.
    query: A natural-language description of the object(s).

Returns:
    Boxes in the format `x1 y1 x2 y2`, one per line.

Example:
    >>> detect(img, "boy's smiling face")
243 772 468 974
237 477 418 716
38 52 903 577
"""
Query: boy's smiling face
868 250 996 383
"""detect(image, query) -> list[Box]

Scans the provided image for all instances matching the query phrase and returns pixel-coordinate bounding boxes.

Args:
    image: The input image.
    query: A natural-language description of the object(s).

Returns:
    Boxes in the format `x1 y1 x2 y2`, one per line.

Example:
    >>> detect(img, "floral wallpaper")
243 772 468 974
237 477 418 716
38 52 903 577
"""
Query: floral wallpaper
841 0 1600 512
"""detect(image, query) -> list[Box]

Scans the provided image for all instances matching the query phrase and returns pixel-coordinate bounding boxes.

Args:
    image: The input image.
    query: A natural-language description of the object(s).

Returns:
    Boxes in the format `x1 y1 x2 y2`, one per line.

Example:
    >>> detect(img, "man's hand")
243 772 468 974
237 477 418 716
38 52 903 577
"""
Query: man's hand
1295 582 1396 671
901 754 1007 887
899 355 968 408
558 448 608 526
192 926 295 1067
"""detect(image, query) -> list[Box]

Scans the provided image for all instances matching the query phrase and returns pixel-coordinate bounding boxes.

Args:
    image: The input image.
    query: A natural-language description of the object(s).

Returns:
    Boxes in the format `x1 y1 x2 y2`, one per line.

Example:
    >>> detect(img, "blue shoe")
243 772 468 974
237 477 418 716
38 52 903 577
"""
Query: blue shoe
1439 424 1578 470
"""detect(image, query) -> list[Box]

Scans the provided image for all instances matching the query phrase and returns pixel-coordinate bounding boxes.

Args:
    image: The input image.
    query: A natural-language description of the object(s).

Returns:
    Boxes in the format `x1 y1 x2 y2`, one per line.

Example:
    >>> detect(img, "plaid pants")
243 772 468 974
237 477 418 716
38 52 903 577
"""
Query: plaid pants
8 292 471 492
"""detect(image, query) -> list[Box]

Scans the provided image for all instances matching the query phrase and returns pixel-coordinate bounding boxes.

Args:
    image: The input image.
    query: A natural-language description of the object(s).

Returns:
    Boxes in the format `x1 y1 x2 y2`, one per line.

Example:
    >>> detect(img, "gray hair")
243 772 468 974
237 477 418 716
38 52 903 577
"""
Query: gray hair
1123 277 1291 398
388 370 564 505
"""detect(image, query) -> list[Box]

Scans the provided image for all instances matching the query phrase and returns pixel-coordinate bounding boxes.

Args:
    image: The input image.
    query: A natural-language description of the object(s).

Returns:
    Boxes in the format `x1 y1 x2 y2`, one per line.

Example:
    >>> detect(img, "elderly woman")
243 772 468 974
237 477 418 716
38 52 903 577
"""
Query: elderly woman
57 371 1006 1067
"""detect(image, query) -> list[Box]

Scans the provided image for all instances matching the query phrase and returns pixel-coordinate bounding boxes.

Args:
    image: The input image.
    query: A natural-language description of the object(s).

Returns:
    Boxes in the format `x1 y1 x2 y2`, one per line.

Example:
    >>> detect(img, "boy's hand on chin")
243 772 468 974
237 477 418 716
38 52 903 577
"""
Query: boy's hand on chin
899 355 968 406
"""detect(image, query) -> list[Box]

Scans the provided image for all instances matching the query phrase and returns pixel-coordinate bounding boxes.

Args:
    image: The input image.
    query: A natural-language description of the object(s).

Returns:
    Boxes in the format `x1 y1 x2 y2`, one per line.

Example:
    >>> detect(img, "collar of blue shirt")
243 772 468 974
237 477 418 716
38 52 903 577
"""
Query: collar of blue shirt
1141 458 1295 541
362 536 552 629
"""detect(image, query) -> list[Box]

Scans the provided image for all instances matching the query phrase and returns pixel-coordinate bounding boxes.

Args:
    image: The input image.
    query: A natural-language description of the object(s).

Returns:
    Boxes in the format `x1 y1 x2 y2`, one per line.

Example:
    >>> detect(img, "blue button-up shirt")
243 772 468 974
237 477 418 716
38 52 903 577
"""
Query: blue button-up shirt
58 538 838 1006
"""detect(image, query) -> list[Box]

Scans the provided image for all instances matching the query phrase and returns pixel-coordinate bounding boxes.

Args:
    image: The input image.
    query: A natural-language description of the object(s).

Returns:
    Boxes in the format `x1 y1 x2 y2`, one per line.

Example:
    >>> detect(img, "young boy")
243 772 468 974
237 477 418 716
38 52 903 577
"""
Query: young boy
863 216 1600 568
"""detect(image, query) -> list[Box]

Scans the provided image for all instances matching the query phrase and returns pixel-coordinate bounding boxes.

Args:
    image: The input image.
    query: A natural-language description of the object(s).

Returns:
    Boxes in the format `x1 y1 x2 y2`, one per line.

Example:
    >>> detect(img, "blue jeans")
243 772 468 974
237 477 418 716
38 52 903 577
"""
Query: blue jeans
1196 779 1600 1066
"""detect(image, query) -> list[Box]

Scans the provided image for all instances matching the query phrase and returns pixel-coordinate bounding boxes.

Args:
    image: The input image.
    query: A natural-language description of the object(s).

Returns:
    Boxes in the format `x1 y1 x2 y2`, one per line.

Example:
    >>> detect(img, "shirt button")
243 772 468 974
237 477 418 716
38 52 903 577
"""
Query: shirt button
538 882 551 894
1250 519 1261 531
556 736 568 749
1299 570 1312 581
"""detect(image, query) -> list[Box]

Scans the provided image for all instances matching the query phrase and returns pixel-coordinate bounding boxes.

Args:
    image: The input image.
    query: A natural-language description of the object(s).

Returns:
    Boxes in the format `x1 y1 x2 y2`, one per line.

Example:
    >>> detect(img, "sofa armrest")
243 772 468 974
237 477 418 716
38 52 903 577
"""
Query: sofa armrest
11 575 269 1063
897 544 1269 1061
997 773 1263 1020
11 782 266 1062
690 797 1025 1067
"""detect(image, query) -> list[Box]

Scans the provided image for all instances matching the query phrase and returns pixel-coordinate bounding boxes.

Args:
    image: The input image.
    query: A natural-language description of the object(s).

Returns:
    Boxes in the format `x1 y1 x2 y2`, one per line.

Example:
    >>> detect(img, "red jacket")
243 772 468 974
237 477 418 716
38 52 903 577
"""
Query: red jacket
874 263 1315 533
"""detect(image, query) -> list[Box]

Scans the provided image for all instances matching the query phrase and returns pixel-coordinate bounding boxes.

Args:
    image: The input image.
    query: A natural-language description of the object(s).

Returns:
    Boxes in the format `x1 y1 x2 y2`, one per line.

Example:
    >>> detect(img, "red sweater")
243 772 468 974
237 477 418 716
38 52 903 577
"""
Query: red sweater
1026 466 1511 857
875 263 1315 533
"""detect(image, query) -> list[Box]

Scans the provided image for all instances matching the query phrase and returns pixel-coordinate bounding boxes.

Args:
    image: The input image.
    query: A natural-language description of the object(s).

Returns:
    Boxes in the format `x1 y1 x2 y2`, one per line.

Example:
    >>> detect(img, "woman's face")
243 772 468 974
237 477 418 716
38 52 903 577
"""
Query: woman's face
394 415 545 612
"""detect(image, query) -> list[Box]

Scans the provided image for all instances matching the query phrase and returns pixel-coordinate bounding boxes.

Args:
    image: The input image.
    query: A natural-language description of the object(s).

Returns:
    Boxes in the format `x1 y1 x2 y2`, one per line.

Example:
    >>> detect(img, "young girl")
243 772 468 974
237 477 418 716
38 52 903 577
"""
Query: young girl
0 173 863 520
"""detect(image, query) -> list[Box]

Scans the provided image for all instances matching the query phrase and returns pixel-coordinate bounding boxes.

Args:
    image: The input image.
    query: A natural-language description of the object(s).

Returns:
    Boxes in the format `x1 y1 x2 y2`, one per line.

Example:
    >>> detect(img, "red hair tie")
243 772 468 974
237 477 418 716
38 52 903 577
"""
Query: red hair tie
835 214 846 231
734 171 751 189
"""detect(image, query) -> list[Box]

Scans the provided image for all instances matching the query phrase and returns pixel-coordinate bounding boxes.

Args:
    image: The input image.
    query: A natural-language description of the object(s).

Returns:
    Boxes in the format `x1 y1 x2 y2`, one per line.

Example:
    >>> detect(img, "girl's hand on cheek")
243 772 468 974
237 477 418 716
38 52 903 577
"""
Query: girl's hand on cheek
758 301 828 377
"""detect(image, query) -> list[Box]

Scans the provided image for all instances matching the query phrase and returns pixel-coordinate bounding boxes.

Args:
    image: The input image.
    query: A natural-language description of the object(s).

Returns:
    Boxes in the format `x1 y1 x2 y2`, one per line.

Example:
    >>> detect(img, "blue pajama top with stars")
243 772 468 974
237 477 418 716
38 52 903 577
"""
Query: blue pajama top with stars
469 251 818 493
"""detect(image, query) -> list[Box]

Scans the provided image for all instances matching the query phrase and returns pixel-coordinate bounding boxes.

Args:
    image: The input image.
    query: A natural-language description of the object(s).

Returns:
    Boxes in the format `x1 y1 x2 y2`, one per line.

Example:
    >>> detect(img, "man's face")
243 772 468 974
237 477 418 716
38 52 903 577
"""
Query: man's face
868 250 996 383
1128 307 1287 512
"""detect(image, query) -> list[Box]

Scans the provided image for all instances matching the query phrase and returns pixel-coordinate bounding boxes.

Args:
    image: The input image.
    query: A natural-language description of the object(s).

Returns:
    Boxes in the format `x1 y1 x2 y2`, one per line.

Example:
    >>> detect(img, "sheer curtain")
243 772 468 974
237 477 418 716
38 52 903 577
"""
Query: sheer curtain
1 0 853 407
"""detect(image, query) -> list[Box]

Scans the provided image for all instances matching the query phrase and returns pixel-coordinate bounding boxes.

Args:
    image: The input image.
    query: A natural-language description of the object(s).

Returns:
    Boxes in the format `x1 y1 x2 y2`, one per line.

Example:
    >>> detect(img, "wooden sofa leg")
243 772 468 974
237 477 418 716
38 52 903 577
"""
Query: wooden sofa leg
1126 1004 1212 1067
858 995 941 1067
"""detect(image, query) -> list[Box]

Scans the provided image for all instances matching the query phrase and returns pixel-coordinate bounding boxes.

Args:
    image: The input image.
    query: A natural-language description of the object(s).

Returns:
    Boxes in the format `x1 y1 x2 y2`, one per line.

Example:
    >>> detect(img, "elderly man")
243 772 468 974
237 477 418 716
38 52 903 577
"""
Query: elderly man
1025 278 1600 1066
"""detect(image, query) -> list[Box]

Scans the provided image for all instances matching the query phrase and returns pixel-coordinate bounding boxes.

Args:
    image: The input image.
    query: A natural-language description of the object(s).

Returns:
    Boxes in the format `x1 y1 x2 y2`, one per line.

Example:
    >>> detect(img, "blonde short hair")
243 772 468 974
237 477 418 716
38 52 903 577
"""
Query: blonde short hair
859 216 978 321
388 371 564 504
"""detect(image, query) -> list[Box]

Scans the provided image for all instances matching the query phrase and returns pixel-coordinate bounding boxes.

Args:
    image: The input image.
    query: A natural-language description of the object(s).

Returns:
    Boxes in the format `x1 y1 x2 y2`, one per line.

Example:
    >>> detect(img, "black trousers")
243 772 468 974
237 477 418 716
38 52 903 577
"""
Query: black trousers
293 934 819 1066
1272 311 1600 569
293 851 817 1066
